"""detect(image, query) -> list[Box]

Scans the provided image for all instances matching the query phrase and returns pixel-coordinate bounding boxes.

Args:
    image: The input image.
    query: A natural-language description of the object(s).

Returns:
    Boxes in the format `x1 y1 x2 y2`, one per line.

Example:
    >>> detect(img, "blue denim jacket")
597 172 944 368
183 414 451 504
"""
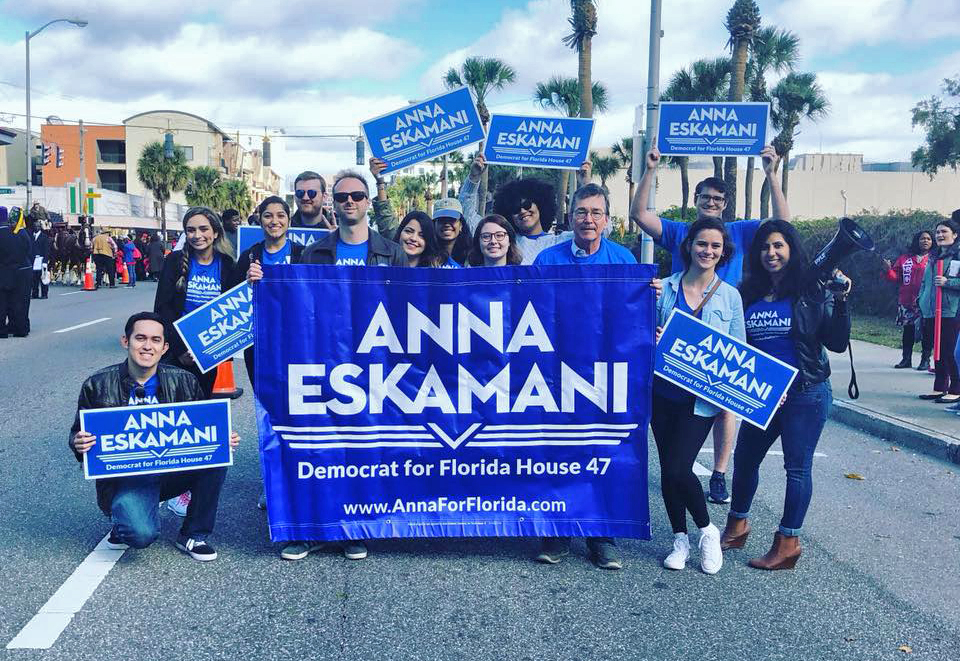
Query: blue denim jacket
656 272 746 417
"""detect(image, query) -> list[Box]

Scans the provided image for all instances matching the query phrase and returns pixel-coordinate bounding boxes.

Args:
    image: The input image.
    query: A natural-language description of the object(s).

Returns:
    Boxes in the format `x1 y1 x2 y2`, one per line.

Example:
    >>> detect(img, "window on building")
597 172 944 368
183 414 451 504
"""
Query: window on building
176 145 194 161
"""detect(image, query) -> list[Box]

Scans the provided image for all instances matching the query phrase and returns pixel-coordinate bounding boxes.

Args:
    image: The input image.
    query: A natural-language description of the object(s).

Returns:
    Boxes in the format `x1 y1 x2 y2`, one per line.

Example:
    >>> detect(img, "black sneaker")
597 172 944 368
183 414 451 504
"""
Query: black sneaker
103 532 128 550
176 538 217 562
535 537 570 564
707 471 731 504
588 539 623 570
893 358 912 369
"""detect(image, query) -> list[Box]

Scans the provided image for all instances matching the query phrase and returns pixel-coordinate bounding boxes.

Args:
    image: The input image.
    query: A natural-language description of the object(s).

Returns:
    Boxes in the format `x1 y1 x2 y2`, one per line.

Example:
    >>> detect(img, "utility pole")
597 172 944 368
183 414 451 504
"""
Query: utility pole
78 119 86 215
25 30 32 209
639 0 663 264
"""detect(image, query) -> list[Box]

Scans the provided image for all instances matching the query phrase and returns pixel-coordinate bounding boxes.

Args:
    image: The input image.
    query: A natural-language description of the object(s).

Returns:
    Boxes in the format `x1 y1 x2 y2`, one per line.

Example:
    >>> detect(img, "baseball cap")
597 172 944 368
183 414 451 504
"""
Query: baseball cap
432 198 463 221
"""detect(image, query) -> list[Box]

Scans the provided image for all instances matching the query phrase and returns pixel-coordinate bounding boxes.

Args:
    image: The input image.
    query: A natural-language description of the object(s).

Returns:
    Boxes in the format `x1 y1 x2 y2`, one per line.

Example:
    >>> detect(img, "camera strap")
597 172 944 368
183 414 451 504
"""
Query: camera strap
846 343 859 400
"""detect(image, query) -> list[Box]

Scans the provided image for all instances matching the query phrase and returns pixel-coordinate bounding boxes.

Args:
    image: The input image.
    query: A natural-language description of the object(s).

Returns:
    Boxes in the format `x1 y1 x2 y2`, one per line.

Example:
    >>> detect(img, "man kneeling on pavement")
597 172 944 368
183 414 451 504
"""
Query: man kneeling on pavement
68 311 239 561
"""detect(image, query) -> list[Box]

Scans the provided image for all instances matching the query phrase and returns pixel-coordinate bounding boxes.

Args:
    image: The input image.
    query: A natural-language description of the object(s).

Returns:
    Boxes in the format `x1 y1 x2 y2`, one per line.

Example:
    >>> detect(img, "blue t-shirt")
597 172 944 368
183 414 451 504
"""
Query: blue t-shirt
440 256 462 269
184 257 221 313
335 240 368 266
262 242 292 265
659 218 761 285
533 239 638 265
128 374 159 405
654 287 700 402
122 242 137 263
745 298 798 368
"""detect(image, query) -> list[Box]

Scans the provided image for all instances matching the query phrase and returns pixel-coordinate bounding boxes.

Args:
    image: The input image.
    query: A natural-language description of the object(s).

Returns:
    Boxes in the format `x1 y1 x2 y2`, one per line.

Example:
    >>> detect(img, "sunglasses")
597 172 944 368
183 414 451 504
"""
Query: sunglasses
333 191 368 203
514 199 535 214
295 189 319 200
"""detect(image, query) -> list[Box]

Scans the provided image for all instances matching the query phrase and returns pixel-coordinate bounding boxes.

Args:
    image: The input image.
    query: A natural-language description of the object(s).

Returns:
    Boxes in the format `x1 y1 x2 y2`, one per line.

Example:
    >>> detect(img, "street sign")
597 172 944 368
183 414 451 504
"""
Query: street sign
657 102 770 157
0 188 14 194
85 192 102 198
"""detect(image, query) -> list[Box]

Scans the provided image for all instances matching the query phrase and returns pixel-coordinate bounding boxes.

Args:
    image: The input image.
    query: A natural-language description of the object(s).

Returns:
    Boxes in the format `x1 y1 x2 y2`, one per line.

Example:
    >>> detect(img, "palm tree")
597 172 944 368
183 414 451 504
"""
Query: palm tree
443 57 517 213
136 141 190 239
535 76 609 215
589 151 620 192
611 137 635 229
220 179 253 218
562 0 599 119
185 166 225 209
723 0 762 221
662 59 731 216
765 72 829 212
743 26 799 219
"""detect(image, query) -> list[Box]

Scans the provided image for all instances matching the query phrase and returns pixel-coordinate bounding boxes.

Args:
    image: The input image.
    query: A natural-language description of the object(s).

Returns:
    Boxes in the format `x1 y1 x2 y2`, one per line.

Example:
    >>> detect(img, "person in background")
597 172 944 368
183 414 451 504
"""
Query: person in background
394 211 447 268
433 198 472 266
29 218 51 299
0 206 31 337
91 228 116 289
122 235 139 288
721 220 850 570
917 217 960 404
883 230 933 370
467 214 523 267
147 233 166 282
221 209 241 258
290 171 336 229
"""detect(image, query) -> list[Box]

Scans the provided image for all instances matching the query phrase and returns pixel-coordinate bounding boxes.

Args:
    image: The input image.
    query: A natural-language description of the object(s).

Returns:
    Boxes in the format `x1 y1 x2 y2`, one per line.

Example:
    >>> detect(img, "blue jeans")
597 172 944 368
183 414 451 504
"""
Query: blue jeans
110 467 227 548
125 262 136 286
729 380 832 536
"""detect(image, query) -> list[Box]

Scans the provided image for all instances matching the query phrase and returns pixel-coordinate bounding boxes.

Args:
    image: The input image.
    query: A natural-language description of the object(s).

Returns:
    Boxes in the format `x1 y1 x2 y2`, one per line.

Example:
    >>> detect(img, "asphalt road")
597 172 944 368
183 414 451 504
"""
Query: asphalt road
0 282 958 660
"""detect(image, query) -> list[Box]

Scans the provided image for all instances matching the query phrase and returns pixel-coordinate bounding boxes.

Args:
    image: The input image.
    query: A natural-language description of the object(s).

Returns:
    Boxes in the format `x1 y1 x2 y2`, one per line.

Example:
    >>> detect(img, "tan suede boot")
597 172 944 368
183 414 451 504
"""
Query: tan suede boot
720 514 751 550
747 532 801 570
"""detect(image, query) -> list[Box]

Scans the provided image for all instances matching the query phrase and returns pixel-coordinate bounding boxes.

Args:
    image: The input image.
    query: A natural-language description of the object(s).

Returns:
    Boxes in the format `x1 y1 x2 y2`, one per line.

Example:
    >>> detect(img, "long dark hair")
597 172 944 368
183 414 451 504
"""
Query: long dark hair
739 219 810 307
678 218 733 271
436 215 471 265
176 206 233 292
468 215 523 266
909 230 933 256
395 211 444 267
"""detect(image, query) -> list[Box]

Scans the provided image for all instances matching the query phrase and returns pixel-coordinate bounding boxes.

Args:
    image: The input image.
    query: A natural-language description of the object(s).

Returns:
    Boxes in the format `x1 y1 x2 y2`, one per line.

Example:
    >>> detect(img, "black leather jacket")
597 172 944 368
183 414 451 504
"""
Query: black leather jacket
69 361 204 514
302 228 407 266
789 284 851 387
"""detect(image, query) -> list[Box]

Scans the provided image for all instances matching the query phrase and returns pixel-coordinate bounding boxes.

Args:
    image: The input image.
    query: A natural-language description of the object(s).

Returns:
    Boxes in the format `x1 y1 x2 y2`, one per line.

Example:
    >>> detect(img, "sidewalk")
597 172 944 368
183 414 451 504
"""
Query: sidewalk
828 339 960 465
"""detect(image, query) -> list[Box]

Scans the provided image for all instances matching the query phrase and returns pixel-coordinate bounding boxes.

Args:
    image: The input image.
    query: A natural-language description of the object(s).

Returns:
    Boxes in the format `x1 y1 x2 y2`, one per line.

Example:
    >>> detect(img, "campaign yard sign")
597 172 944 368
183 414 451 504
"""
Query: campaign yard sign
483 114 595 170
654 309 798 429
362 87 486 174
237 226 329 256
657 102 770 157
254 263 656 543
174 282 254 373
82 400 232 479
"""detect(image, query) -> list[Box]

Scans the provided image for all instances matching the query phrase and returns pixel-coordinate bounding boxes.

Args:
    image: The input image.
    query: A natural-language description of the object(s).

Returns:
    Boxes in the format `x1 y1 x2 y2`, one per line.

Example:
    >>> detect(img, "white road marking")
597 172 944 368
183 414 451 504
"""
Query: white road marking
6 534 125 649
53 317 111 334
693 461 712 476
697 448 827 458
59 290 84 296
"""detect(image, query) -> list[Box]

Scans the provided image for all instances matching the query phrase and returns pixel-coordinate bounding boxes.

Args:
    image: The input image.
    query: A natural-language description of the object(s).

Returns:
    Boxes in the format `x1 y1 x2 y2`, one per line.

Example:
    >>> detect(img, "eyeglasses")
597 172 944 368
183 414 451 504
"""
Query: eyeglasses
295 189 319 200
333 191 368 203
573 209 606 220
480 231 508 242
698 194 725 204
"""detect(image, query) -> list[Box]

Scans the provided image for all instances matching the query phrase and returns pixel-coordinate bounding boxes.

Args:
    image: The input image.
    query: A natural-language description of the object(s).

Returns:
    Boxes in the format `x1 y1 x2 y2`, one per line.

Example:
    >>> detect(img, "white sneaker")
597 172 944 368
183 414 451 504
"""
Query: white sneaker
663 533 690 570
699 524 723 575
167 491 191 517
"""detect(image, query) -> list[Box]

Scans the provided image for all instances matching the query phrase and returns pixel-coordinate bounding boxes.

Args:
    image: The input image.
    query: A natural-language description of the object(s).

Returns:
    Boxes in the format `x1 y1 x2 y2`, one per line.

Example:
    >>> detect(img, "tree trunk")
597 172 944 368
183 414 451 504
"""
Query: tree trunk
627 181 636 233
160 197 167 243
723 39 750 221
680 158 690 220
759 175 770 219
713 157 723 180
440 154 448 198
744 156 755 220
579 38 593 118
781 148 790 197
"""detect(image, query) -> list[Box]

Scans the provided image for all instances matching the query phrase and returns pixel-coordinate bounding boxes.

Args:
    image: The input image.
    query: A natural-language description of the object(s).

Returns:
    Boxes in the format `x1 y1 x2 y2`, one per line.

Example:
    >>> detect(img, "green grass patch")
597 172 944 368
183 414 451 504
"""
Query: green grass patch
851 312 901 350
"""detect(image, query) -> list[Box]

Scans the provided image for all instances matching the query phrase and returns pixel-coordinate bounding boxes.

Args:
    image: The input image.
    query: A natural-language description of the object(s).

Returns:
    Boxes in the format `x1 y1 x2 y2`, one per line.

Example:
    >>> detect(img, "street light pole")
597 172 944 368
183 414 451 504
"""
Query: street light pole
24 18 88 210
639 0 662 264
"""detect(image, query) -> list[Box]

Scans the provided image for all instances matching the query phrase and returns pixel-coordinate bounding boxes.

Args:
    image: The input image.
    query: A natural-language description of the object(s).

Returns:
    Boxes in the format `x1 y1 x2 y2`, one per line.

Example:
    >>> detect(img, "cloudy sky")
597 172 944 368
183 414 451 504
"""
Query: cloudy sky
1 0 958 188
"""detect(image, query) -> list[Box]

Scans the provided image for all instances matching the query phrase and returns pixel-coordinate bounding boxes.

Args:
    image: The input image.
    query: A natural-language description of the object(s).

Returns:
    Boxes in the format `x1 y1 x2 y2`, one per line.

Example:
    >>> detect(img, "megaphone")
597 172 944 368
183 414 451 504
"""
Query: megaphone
810 216 875 291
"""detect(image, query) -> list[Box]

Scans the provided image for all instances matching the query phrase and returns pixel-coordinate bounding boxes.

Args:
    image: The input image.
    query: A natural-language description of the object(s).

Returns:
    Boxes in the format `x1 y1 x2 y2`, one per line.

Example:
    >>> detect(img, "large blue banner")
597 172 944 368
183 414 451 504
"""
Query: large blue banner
483 114 595 169
362 87 486 174
254 264 655 542
82 400 232 479
174 282 253 373
654 310 798 429
657 102 770 157
237 226 330 256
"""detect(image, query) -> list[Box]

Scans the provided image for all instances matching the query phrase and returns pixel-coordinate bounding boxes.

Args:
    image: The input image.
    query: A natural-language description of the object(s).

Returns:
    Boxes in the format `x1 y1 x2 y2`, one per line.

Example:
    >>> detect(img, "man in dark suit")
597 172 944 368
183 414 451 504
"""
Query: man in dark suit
29 218 51 299
0 207 31 337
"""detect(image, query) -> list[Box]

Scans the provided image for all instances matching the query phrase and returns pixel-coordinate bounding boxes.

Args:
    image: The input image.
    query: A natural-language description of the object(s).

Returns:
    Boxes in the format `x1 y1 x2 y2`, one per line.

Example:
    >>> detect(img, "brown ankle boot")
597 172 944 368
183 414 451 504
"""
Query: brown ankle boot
748 532 801 570
720 515 750 550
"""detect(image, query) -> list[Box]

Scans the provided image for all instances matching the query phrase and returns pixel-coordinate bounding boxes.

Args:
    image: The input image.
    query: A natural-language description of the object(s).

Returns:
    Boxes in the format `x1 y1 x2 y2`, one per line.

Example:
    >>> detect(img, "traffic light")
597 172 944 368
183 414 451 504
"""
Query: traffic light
56 146 64 168
42 143 52 166
356 137 365 166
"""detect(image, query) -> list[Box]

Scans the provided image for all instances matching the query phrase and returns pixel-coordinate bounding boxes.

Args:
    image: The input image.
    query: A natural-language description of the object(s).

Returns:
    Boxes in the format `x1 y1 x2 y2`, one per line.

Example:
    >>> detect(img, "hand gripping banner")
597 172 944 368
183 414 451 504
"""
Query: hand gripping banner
254 263 656 542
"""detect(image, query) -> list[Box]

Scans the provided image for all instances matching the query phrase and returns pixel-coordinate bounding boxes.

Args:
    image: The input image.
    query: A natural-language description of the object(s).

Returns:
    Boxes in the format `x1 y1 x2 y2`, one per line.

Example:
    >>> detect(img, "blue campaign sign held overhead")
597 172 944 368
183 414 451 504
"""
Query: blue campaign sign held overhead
483 114 595 169
174 282 254 374
362 87 486 174
657 102 770 157
254 263 656 543
237 226 329 256
82 400 232 479
654 310 798 429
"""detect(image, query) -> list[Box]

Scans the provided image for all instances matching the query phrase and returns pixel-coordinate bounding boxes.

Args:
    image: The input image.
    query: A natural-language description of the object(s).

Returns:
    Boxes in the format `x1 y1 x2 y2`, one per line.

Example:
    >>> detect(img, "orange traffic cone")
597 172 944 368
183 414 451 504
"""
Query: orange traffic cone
120 262 129 284
212 359 244 399
82 258 96 291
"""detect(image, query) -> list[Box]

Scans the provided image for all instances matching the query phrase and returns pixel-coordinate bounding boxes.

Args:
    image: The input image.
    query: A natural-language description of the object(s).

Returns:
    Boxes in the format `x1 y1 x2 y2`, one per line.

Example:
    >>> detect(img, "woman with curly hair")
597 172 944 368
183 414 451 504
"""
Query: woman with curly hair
883 230 933 370
467 214 523 267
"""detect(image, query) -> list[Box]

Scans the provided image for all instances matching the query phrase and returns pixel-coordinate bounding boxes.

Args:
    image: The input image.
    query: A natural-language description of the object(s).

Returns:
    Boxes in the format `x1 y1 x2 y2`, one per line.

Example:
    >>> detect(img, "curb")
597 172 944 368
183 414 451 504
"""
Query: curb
830 400 960 466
